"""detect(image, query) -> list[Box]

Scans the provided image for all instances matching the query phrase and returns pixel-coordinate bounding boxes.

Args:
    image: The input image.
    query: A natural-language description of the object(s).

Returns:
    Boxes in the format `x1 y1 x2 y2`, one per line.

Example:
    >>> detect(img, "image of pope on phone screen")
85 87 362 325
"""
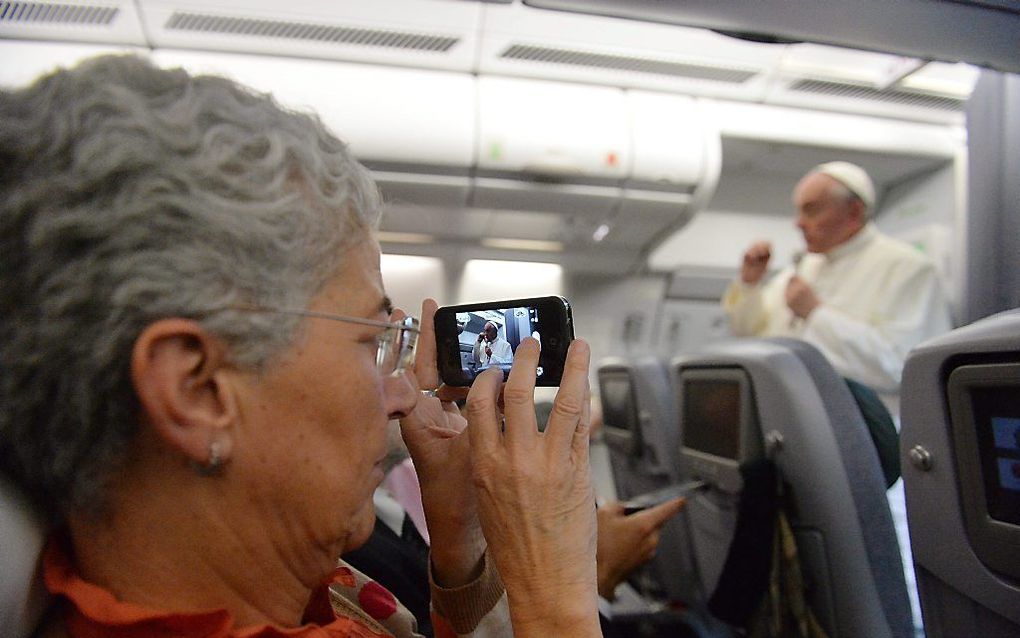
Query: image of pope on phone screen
457 306 540 376
473 320 515 368
437 297 571 386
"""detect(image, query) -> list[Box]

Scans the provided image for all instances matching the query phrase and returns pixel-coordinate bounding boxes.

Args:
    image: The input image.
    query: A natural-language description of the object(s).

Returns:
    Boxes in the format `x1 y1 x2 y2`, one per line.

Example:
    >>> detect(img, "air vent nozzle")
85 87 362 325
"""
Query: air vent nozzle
790 78 964 112
500 44 757 84
165 11 460 53
0 1 118 26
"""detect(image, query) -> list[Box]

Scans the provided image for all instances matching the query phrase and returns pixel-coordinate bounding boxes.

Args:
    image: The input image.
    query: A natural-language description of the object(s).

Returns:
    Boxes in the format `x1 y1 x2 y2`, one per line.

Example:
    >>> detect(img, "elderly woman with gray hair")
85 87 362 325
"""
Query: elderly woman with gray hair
0 55 602 637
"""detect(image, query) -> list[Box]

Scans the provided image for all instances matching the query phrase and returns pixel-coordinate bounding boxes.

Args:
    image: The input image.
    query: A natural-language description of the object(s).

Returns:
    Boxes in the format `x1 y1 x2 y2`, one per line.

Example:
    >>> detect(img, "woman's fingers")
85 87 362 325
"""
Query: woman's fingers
543 339 592 455
466 366 504 458
413 298 440 390
501 337 541 449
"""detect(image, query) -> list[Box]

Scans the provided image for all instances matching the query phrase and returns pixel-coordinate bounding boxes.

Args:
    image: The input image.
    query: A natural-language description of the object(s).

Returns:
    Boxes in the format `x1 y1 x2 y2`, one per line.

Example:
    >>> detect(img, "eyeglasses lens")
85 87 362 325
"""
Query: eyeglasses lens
379 317 419 375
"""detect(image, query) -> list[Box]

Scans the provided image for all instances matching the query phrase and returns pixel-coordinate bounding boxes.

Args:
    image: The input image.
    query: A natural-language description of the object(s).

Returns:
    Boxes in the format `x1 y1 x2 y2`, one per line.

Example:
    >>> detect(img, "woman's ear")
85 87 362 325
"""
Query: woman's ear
131 319 237 468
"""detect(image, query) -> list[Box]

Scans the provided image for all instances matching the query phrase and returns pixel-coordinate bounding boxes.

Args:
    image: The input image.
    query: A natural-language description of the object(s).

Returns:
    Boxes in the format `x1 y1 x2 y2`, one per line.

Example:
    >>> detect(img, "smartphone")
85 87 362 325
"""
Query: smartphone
621 479 707 515
434 295 574 387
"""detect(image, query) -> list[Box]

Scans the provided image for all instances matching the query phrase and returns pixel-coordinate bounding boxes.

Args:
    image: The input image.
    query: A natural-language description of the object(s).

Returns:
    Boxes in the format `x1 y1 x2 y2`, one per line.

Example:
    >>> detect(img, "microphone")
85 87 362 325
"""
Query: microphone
789 251 807 329
791 250 805 274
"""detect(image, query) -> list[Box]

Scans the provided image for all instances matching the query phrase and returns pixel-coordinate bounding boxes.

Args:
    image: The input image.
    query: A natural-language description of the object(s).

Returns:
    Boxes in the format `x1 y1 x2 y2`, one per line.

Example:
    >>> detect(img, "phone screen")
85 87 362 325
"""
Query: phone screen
435 296 573 386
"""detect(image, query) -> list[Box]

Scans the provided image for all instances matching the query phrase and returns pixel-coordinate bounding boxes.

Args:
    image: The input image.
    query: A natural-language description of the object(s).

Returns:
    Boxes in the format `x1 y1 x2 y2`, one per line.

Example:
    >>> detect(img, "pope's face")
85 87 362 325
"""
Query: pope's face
793 173 863 254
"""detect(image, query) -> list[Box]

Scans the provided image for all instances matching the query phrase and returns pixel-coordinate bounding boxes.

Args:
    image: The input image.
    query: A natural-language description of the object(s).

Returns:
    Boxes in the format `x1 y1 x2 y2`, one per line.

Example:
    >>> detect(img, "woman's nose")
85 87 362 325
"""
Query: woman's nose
383 369 418 420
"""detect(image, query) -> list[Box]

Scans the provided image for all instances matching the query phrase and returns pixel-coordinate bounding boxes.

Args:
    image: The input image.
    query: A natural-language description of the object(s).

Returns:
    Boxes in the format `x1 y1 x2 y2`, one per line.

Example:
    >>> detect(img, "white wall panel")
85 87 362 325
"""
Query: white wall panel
0 41 147 89
457 260 563 304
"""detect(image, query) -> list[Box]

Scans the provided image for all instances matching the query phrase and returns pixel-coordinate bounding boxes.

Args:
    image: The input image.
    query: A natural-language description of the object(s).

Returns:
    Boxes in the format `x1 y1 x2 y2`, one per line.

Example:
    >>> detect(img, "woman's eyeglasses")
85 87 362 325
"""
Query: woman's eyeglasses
230 308 419 376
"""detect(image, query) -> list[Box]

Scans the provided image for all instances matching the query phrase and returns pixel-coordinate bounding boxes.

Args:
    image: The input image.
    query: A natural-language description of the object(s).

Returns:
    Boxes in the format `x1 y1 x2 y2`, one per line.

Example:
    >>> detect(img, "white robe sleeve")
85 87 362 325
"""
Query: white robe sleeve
800 262 952 392
487 340 514 365
722 269 794 337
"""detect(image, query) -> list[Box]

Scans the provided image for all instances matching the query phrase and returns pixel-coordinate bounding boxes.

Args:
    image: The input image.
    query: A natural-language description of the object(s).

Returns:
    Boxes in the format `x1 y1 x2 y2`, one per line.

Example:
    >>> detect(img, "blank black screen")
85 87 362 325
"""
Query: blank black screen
682 379 741 461
600 373 636 432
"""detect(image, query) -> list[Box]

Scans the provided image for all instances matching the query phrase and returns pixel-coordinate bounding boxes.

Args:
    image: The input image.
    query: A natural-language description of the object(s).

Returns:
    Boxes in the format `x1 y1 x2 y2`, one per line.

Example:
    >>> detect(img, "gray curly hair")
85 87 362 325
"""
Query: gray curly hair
0 54 381 521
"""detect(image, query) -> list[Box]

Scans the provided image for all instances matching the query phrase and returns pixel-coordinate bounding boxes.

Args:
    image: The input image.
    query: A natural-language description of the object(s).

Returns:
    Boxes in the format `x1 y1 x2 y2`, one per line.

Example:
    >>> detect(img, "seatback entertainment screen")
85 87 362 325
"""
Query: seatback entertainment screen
600 371 637 432
970 387 1020 527
682 379 741 461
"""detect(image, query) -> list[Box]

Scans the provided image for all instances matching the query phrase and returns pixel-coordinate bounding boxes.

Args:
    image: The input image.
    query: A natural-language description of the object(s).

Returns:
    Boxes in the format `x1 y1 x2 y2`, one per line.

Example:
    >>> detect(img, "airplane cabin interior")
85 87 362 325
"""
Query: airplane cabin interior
1 1 1018 637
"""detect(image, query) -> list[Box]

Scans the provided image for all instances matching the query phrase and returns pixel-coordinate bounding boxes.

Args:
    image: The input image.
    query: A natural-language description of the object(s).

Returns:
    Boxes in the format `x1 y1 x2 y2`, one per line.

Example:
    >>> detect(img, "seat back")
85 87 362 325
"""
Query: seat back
670 338 913 638
598 355 683 487
900 309 1020 637
597 355 695 603
0 475 50 638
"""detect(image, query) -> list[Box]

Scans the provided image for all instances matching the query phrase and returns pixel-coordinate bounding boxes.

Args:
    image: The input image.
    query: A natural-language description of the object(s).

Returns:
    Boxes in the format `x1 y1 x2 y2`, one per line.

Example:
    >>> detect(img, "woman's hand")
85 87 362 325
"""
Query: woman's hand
397 299 481 587
467 337 602 637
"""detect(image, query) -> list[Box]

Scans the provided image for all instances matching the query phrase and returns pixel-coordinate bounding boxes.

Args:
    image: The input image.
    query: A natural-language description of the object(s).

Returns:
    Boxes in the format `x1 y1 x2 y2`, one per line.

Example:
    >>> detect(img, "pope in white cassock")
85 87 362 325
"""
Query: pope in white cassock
472 321 514 368
722 161 953 397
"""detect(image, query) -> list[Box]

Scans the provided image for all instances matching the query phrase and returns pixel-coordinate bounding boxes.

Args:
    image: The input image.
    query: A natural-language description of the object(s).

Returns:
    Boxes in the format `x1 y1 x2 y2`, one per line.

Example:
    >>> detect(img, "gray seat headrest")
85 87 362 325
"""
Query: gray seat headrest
0 476 50 638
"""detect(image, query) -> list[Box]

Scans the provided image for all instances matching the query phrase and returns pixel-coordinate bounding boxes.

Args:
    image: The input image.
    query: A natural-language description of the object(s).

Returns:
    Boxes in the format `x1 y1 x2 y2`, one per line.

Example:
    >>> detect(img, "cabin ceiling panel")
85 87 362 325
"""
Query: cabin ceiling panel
0 0 146 44
523 0 1020 75
141 0 481 71
721 138 952 183
485 210 565 241
477 0 777 102
712 137 955 218
2 1 981 274
3 0 978 122
379 205 494 240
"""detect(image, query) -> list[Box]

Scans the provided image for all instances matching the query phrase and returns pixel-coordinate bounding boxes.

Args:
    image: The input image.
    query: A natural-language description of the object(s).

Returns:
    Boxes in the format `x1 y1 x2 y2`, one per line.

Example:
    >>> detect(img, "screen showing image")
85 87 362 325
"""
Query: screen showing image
682 379 741 461
991 416 1020 454
600 373 636 432
990 415 1020 493
455 306 539 382
971 388 1020 526
996 458 1020 492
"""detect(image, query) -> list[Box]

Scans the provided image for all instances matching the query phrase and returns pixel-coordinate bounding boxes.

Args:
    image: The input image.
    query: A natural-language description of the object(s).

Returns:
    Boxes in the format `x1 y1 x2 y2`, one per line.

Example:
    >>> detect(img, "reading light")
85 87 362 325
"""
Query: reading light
376 231 435 244
481 238 564 252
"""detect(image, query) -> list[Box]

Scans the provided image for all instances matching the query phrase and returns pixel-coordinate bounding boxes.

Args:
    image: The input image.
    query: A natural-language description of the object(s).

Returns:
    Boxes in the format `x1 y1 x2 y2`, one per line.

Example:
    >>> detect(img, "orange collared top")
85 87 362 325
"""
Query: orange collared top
42 538 394 638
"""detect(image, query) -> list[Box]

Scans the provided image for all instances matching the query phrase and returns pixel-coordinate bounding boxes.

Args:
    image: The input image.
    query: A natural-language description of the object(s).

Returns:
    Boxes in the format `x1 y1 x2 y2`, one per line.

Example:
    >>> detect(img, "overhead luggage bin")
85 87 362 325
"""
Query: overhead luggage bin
622 90 721 226
473 75 629 219
152 49 476 209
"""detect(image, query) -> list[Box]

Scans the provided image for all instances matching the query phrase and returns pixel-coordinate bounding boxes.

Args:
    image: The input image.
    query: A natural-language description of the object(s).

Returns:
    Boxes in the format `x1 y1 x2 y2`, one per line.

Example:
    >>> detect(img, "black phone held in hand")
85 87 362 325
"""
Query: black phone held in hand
434 295 574 387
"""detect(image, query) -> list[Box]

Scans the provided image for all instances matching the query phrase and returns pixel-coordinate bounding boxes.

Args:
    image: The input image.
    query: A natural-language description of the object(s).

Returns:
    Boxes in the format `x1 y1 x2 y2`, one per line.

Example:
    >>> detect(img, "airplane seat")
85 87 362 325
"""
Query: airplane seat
0 474 50 638
596 356 696 606
767 337 914 634
598 355 684 486
900 308 1020 637
671 337 913 638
